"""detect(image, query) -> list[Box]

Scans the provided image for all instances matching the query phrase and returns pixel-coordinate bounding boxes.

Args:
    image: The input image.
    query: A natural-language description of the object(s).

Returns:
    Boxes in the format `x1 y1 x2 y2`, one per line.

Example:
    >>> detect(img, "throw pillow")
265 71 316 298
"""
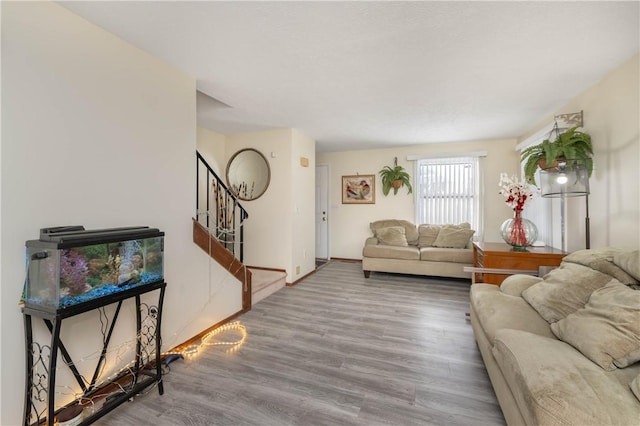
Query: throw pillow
522 262 613 323
563 248 639 285
631 373 640 403
500 274 543 297
375 226 408 247
550 280 640 371
370 220 418 245
613 249 640 282
417 224 441 247
432 226 475 249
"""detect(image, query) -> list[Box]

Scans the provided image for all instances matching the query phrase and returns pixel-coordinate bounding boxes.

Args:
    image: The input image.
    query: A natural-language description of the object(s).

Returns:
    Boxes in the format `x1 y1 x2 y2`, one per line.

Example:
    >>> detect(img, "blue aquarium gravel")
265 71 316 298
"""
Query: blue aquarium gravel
27 273 164 310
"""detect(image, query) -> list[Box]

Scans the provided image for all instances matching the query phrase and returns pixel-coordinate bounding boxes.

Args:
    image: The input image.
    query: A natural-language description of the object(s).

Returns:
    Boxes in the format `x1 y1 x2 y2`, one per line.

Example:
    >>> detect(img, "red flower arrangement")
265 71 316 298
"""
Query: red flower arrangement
499 173 537 212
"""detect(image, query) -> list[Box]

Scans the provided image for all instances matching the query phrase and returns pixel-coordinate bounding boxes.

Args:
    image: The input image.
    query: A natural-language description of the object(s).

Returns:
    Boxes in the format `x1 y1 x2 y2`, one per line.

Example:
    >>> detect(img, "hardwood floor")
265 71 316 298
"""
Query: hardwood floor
95 261 505 425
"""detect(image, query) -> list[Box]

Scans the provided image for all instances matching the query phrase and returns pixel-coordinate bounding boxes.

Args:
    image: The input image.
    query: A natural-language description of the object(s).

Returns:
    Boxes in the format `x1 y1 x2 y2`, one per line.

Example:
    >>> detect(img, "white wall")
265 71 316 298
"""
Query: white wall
197 127 226 176
1 3 241 424
291 129 316 280
317 139 519 259
223 128 316 282
226 129 295 279
196 127 227 226
520 53 640 251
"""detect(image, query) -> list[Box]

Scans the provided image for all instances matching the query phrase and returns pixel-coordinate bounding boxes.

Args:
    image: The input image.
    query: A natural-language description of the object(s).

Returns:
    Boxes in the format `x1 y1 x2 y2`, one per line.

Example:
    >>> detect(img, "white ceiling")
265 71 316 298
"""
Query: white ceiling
59 1 639 153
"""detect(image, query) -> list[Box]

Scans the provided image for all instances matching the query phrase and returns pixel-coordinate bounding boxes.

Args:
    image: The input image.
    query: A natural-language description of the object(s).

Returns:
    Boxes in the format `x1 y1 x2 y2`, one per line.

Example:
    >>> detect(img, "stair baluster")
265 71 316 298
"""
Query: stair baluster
196 151 248 263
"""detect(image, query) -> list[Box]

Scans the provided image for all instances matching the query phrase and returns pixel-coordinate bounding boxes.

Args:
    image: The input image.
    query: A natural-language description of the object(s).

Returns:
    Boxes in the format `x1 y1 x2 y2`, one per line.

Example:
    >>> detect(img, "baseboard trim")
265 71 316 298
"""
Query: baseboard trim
329 257 362 263
246 265 287 273
287 268 321 286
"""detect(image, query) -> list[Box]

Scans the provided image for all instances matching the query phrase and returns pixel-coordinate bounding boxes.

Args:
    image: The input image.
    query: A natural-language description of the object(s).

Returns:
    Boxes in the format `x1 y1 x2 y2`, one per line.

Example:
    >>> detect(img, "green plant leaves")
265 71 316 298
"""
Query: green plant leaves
520 127 593 185
379 165 413 196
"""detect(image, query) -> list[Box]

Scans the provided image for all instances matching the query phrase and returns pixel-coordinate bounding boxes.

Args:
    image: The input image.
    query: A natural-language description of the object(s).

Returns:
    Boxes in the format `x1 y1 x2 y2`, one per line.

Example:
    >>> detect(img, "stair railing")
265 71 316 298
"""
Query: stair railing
196 151 248 262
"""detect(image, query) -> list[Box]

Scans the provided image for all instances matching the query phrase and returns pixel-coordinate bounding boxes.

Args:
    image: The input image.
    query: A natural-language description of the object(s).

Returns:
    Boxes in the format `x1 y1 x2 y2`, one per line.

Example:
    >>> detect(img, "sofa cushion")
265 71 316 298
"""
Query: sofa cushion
550 280 640 371
432 226 475 249
375 226 408 247
417 224 441 247
613 249 640 282
563 247 639 285
499 274 543 297
522 262 613 323
469 284 554 343
362 244 420 260
370 220 418 245
631 373 640 403
492 329 640 426
420 247 473 263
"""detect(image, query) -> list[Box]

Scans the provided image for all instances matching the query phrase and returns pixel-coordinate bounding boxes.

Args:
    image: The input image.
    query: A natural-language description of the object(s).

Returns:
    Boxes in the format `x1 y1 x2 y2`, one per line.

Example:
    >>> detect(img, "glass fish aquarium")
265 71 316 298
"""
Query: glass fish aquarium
23 226 164 313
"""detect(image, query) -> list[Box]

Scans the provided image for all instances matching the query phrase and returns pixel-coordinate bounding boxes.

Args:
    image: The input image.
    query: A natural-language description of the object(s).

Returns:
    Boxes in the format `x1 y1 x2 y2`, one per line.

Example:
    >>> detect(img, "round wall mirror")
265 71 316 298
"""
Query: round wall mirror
226 148 271 201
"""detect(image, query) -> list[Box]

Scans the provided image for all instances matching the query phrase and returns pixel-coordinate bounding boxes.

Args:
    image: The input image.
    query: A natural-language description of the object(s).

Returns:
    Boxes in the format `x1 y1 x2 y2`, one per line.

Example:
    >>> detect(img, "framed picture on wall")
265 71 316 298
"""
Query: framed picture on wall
342 175 375 204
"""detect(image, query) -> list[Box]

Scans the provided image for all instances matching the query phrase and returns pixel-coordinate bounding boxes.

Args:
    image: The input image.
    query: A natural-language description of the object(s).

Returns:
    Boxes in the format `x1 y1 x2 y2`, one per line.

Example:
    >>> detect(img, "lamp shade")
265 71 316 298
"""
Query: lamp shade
540 158 590 198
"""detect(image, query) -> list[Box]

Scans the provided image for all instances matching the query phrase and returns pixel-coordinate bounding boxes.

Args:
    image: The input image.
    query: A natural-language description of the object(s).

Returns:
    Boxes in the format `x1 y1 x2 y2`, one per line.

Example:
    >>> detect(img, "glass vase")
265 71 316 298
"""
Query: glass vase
500 210 538 251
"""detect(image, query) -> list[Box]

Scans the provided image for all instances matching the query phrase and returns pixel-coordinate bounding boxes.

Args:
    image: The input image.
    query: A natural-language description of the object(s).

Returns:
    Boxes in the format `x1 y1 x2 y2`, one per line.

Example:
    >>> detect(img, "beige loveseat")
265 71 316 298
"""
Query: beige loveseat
470 248 640 425
362 220 474 279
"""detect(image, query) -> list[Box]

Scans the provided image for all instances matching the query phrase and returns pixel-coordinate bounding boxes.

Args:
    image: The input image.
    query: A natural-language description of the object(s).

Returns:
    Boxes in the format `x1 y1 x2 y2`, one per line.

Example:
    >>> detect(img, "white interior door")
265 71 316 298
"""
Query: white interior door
315 164 329 259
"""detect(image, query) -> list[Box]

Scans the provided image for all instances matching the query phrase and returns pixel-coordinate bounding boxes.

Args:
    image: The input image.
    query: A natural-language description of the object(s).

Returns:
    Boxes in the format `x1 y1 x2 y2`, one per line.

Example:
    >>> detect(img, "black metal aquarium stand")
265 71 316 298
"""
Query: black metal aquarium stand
22 280 166 426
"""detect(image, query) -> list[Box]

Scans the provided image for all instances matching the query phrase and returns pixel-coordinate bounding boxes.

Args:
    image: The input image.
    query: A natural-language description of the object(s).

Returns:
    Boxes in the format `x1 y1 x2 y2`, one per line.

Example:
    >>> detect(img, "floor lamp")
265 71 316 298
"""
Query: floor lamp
540 158 591 251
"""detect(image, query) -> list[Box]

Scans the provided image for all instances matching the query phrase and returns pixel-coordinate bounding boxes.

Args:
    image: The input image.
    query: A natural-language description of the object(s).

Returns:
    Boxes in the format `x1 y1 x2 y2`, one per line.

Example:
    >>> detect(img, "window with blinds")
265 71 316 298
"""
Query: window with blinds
415 156 483 239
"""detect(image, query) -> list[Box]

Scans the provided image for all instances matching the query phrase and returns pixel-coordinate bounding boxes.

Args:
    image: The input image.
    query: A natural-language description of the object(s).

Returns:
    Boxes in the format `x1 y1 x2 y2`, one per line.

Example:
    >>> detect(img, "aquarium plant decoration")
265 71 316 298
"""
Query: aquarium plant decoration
60 250 91 296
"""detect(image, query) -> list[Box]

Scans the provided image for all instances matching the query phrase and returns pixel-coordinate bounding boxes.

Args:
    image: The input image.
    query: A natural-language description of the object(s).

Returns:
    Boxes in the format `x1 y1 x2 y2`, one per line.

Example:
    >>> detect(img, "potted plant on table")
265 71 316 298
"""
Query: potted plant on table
521 127 593 185
379 165 413 195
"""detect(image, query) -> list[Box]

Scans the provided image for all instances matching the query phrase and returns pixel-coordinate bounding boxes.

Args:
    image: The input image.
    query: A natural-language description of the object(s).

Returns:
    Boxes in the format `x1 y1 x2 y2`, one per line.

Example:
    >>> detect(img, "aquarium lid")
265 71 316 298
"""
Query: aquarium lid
27 226 164 248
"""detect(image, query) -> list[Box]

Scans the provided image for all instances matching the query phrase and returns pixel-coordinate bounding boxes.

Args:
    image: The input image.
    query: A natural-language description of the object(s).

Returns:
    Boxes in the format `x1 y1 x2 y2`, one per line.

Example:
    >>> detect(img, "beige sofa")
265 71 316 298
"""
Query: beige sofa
470 248 640 425
362 220 474 279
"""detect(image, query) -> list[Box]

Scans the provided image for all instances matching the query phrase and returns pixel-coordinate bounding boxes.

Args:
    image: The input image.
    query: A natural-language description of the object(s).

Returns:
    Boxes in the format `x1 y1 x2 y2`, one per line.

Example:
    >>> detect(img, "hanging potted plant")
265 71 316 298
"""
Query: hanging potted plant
379 165 413 195
521 127 593 185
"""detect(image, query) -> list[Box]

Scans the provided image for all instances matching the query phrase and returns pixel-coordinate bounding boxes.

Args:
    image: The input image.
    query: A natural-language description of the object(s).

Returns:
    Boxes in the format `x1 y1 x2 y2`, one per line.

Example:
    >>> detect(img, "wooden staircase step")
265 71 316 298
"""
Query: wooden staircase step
249 268 286 305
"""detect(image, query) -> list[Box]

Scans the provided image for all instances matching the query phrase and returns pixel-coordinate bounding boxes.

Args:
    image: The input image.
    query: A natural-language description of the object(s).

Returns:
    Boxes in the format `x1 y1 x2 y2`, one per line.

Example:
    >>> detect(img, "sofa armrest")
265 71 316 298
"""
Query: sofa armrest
364 237 379 246
500 274 543 297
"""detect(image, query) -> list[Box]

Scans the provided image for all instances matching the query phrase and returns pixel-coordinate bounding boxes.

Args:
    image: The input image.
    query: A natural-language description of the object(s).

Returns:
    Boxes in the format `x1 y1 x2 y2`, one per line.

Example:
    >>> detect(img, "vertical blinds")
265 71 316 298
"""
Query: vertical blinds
416 156 481 238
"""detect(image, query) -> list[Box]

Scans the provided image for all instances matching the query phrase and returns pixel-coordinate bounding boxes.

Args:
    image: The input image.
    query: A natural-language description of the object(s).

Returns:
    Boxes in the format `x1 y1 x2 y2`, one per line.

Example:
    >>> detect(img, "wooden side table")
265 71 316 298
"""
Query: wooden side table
472 242 566 285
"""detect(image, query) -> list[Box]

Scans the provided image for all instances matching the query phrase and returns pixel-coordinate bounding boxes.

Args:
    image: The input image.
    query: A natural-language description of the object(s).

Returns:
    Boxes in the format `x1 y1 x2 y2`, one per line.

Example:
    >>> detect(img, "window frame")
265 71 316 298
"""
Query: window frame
413 154 484 240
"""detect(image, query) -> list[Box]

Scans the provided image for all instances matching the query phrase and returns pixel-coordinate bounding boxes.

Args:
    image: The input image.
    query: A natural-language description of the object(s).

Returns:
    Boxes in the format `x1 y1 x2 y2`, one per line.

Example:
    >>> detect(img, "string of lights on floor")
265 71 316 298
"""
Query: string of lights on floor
52 320 247 413
168 320 247 359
